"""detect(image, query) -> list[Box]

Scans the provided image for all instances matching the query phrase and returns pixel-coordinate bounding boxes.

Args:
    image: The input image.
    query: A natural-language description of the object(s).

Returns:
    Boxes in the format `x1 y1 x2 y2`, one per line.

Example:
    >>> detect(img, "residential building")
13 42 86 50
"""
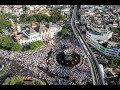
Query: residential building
81 5 120 57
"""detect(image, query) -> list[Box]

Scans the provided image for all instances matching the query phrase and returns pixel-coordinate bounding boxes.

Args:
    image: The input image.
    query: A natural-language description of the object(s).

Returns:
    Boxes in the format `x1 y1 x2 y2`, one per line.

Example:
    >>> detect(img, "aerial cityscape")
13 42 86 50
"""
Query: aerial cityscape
0 5 120 85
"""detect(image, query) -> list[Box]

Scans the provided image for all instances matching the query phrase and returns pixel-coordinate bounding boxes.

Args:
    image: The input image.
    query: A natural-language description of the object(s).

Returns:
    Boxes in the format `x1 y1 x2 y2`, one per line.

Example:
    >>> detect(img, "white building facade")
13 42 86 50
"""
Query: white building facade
86 28 113 44
18 24 62 46
19 31 41 46
86 28 120 57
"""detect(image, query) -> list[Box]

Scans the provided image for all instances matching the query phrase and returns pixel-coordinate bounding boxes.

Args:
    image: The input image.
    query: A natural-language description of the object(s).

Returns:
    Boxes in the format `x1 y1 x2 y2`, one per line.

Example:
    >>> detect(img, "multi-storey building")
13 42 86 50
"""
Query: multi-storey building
86 28 113 44
10 20 62 46
86 28 120 57
81 5 120 57
106 42 120 57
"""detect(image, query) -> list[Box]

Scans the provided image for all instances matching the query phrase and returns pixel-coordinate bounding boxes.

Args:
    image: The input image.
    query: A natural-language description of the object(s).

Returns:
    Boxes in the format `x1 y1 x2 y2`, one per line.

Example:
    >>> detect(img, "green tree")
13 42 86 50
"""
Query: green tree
0 13 12 20
32 80 46 85
58 27 68 38
50 9 57 22
30 17 37 22
60 15 65 21
41 20 46 25
62 25 69 29
42 14 50 22
34 14 42 22
0 27 3 33
49 8 64 23
1 37 13 49
108 57 120 68
0 20 10 32
0 14 5 20
5 42 13 50
10 42 22 51
50 8 61 16
0 35 22 51
19 14 28 22
0 65 9 79
3 75 24 85
29 40 44 50
34 14 50 23
19 17 26 22
0 36 4 48
2 20 10 26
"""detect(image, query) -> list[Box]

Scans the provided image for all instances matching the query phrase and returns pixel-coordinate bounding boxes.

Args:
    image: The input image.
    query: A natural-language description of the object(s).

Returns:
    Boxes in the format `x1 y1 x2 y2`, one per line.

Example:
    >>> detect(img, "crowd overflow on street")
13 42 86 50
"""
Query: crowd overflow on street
0 31 92 85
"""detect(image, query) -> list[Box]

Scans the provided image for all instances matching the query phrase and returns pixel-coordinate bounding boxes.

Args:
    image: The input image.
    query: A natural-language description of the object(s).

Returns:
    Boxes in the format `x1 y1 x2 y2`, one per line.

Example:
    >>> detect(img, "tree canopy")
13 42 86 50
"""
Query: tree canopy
30 17 37 22
29 40 44 50
19 8 65 23
0 35 22 51
3 75 24 85
11 42 22 51
0 13 12 20
49 8 64 23
0 35 43 51
19 17 26 22
57 25 69 38
108 57 120 68
0 20 10 33
2 75 47 85
32 80 46 85
0 13 11 33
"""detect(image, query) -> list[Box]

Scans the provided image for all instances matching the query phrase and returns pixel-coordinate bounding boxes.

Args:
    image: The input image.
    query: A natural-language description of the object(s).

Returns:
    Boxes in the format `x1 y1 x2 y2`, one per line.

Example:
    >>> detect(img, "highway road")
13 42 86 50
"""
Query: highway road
71 5 105 85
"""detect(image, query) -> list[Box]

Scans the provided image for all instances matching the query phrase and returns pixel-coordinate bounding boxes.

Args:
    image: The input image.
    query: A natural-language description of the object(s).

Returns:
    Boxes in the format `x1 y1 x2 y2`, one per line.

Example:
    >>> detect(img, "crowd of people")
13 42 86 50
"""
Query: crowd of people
0 32 93 85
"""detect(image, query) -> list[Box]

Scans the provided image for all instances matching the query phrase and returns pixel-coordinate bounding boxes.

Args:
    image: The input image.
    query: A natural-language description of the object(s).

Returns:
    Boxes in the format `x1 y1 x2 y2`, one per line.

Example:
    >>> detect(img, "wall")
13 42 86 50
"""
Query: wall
86 39 120 57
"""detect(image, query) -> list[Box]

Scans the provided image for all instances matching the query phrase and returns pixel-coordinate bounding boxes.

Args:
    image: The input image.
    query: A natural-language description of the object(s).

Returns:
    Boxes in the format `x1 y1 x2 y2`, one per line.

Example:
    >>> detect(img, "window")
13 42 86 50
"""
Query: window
118 52 120 56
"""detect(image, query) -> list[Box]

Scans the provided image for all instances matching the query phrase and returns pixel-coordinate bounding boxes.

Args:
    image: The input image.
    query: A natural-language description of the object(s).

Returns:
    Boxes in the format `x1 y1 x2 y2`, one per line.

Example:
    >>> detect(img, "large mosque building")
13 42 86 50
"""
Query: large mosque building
10 20 62 46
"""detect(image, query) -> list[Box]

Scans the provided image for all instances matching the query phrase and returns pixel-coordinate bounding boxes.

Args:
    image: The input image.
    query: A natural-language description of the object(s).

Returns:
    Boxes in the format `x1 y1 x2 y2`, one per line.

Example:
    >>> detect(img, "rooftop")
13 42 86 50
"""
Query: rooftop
108 41 120 47
88 29 102 35
112 28 120 35
39 25 48 31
